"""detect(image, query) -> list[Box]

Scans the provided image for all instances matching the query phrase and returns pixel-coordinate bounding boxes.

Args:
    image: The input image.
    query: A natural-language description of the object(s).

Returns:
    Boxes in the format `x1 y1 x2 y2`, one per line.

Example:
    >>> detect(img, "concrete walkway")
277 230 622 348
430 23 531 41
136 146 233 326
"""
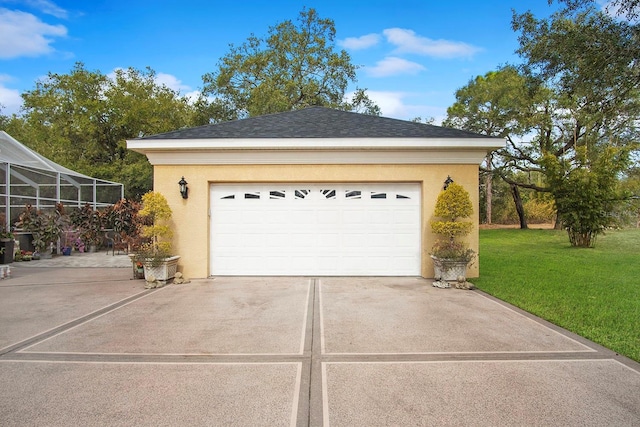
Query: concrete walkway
1 265 639 426
11 250 132 268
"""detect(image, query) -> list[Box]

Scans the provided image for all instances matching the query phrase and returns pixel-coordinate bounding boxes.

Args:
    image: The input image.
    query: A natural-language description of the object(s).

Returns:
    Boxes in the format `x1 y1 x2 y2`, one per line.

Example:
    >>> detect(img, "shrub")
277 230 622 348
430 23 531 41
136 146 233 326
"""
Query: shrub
523 198 556 224
134 192 173 266
430 182 475 260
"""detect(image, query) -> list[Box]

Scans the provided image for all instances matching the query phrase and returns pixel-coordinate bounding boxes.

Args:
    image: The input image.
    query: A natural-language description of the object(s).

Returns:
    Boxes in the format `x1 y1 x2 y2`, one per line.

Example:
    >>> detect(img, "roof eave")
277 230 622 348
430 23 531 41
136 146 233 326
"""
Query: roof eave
127 137 506 153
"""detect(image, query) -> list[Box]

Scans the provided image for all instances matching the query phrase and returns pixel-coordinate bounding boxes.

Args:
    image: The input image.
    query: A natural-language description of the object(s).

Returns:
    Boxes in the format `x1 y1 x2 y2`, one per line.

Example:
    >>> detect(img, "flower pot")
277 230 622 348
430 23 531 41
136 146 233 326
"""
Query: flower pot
142 255 180 284
0 239 15 264
431 255 469 282
62 247 72 256
14 232 35 253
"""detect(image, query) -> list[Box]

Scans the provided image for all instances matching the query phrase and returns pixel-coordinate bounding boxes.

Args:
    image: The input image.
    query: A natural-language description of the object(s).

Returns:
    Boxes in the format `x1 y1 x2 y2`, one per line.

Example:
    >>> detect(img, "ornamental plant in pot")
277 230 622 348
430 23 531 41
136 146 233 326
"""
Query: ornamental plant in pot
132 191 179 286
430 181 475 287
16 204 66 258
0 214 15 264
70 204 103 252
104 198 143 253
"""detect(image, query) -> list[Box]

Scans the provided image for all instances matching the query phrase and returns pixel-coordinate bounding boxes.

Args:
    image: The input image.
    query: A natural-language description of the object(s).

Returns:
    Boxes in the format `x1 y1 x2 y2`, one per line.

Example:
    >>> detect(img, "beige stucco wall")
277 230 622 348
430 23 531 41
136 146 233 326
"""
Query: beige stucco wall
152 164 480 279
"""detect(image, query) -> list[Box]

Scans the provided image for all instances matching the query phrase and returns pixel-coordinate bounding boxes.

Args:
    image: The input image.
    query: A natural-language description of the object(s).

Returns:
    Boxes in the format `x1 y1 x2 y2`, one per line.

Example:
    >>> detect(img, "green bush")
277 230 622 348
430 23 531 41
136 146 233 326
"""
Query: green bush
430 182 475 260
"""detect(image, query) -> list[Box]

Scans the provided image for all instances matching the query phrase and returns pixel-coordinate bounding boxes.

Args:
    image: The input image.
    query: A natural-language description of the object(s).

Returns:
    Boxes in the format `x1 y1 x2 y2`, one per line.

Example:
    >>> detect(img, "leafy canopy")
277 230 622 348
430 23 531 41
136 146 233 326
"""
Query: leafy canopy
3 63 208 199
445 4 639 245
511 6 639 245
550 0 640 21
202 8 379 118
443 66 531 138
544 147 631 246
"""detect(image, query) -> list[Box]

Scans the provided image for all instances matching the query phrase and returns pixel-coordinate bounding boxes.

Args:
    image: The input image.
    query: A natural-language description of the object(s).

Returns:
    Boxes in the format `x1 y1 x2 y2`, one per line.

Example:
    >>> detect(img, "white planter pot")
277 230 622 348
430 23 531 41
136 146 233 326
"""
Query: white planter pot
431 255 468 282
142 255 180 283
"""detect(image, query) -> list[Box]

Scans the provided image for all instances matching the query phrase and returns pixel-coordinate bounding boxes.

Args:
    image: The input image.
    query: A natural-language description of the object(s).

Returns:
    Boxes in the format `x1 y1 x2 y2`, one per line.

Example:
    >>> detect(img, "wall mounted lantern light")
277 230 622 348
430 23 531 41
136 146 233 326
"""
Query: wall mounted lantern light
443 175 454 190
178 176 189 199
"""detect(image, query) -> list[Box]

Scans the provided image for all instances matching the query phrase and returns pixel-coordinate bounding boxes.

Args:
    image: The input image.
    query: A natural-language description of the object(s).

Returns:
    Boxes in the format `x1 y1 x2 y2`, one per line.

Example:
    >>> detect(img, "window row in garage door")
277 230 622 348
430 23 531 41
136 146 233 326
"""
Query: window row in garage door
210 183 421 276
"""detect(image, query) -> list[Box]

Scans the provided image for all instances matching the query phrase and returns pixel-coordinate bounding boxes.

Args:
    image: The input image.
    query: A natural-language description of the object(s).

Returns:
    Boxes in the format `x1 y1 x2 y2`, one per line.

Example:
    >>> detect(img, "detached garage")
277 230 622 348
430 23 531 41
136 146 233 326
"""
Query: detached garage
127 107 504 279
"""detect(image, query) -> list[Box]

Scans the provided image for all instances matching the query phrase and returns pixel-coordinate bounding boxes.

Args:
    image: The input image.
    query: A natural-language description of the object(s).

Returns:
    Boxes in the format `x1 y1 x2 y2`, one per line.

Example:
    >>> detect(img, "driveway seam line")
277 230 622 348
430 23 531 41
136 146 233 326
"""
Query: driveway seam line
0 288 158 356
308 278 323 427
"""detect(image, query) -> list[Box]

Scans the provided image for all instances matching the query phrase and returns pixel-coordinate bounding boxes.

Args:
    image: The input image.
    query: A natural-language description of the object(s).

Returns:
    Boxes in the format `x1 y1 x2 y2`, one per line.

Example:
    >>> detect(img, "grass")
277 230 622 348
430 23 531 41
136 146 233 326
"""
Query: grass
470 227 640 362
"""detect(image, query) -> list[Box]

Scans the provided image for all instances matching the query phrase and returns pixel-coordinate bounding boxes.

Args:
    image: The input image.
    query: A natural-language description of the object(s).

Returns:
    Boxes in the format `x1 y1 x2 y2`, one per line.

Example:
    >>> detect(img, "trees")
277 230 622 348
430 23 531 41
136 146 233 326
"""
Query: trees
512 8 639 246
445 6 639 246
6 63 201 198
443 67 533 226
551 0 640 20
2 9 379 198
202 8 379 118
544 147 630 246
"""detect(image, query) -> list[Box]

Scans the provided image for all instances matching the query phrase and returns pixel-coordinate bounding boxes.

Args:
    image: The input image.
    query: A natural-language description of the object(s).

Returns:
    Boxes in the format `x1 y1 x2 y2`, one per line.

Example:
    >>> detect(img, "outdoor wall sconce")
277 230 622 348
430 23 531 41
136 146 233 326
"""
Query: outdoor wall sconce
178 176 189 199
443 175 454 190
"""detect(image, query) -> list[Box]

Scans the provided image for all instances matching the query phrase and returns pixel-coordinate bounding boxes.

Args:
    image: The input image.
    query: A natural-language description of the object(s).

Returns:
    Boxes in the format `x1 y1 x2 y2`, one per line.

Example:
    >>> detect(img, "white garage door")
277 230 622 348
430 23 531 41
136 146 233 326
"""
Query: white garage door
210 183 421 276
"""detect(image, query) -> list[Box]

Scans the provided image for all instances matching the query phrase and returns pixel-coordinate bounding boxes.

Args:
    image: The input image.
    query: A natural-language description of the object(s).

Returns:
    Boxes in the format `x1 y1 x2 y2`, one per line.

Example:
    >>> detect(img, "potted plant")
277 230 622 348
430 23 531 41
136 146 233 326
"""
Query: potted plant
104 198 142 253
430 181 475 287
61 226 78 255
15 204 66 259
71 204 103 252
133 260 145 279
0 214 15 264
132 191 180 286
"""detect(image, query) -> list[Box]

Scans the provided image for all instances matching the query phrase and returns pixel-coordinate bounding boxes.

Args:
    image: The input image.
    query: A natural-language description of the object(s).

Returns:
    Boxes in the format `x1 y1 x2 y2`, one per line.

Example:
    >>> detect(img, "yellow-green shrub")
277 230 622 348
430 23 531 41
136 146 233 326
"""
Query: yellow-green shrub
430 182 475 260
524 198 556 223
136 191 173 264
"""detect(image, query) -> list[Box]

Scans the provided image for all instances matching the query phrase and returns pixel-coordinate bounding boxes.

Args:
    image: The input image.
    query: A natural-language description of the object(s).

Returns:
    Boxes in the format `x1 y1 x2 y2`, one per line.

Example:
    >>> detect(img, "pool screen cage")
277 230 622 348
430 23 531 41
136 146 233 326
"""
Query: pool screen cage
1 131 124 230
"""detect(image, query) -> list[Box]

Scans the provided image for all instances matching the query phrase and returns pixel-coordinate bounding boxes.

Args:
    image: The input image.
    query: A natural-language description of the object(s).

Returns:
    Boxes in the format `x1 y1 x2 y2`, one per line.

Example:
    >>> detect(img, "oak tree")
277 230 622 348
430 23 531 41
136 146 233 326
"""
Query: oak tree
202 8 378 118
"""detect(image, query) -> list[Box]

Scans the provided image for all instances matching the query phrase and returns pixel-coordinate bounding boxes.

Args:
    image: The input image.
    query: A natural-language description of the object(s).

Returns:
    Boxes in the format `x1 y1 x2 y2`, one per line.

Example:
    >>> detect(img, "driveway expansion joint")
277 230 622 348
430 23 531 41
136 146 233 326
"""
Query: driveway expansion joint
0 288 157 357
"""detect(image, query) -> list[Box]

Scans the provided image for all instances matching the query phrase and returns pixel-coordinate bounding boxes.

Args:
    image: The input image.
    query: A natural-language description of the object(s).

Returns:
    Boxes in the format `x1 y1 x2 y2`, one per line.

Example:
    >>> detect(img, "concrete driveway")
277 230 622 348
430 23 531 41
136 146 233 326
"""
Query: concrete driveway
1 265 639 426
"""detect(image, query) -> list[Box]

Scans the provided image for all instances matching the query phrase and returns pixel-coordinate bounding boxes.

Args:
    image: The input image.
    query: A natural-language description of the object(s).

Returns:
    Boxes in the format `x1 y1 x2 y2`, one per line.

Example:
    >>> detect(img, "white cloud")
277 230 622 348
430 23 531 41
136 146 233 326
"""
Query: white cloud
338 33 380 50
347 89 447 123
0 8 67 59
183 90 203 103
596 0 635 21
362 90 407 117
108 68 197 99
155 72 191 92
596 0 617 12
1 0 69 18
366 56 426 77
26 0 68 18
383 28 481 58
0 76 23 115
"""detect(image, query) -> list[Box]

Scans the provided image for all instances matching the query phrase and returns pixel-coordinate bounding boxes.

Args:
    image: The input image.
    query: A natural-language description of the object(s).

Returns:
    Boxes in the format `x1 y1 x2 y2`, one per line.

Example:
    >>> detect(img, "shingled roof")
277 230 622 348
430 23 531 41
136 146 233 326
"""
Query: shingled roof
138 107 495 140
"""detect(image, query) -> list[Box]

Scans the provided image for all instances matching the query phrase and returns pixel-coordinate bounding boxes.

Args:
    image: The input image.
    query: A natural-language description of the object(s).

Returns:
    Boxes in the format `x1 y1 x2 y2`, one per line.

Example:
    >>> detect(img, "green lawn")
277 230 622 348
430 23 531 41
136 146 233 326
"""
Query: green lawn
470 227 640 362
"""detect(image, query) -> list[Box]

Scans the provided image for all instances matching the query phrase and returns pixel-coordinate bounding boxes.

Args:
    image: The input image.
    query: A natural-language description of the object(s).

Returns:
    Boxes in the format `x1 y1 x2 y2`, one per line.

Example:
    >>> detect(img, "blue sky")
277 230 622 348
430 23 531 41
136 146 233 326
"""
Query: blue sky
0 0 576 122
